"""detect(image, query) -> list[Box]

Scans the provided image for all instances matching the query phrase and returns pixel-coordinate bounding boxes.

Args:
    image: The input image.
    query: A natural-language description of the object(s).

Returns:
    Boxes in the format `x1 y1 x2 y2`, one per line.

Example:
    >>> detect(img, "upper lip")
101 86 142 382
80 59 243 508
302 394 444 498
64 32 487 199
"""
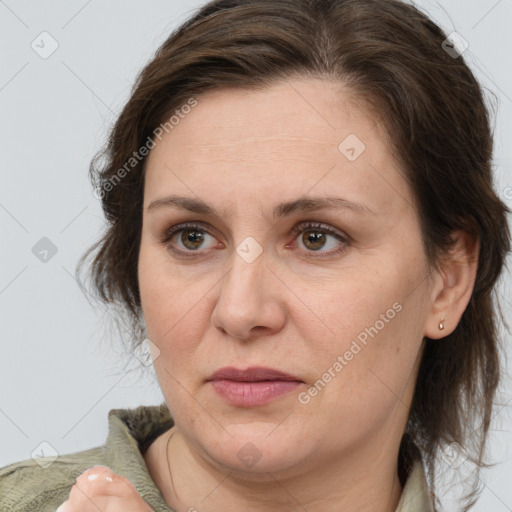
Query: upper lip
207 366 303 382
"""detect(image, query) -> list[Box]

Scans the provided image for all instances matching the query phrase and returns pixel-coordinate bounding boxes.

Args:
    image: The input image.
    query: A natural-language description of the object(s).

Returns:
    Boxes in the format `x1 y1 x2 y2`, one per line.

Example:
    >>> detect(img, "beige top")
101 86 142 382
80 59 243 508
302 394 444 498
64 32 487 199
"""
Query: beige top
0 403 435 511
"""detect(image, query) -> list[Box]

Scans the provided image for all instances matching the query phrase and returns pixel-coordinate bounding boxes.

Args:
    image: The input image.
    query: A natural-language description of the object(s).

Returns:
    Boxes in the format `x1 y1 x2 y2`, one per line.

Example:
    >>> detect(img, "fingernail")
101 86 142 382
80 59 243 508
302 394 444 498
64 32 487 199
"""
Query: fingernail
87 472 113 482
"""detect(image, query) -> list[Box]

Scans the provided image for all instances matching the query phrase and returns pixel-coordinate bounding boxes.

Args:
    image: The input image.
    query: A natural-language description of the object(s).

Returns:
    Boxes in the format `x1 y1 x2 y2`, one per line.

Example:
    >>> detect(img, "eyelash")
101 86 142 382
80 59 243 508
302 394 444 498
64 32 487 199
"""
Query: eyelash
160 221 350 259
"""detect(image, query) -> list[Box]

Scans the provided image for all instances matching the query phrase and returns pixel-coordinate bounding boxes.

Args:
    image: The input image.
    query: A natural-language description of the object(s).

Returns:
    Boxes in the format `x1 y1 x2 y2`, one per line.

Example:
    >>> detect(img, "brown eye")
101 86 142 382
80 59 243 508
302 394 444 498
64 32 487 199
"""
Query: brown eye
290 222 350 258
300 230 328 251
179 228 206 251
160 222 219 257
159 221 349 259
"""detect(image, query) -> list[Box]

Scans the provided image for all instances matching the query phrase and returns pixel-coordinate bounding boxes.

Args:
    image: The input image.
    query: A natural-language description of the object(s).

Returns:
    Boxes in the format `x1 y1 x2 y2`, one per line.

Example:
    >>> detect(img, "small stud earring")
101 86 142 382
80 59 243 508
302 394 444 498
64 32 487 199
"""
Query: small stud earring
439 318 445 330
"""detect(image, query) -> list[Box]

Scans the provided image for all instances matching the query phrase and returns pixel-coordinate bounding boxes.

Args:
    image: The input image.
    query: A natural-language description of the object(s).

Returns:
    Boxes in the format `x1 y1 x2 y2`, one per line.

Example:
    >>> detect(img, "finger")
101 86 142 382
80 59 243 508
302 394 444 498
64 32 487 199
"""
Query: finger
69 466 141 503
57 496 154 512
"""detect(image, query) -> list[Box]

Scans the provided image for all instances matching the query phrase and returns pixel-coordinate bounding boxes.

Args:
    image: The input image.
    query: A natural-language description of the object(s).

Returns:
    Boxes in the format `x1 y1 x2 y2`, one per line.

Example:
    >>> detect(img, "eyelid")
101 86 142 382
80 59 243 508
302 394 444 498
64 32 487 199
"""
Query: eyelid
290 221 350 243
160 221 219 244
160 220 350 258
160 221 221 255
288 221 350 258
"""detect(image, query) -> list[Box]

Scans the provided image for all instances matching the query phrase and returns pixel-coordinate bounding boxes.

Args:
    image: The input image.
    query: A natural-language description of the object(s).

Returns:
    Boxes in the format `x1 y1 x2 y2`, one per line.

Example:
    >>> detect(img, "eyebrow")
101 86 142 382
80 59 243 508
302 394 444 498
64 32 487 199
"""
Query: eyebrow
147 194 378 218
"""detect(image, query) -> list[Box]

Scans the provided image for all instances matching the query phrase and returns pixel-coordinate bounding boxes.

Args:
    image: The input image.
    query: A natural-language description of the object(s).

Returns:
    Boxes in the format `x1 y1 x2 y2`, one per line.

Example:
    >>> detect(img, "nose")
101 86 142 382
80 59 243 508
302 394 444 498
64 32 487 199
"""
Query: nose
210 246 286 341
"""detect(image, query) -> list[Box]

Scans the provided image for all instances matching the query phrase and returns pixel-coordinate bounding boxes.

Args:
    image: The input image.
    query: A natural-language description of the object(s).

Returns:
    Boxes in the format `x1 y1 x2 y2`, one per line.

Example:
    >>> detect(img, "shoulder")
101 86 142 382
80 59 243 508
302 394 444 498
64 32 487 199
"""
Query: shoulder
0 403 175 512
0 445 106 512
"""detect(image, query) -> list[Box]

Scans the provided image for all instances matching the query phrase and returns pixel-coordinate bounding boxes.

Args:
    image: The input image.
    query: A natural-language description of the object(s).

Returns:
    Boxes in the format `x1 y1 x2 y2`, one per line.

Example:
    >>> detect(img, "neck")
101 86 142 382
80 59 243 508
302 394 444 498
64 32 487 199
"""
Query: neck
145 427 404 512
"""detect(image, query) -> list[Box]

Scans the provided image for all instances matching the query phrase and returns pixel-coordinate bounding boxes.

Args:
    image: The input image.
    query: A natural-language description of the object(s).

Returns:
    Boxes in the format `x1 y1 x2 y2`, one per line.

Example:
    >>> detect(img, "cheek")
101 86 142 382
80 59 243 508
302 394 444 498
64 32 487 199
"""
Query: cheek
299 307 422 448
296 263 402 349
138 242 213 361
299 262 425 406
138 245 211 416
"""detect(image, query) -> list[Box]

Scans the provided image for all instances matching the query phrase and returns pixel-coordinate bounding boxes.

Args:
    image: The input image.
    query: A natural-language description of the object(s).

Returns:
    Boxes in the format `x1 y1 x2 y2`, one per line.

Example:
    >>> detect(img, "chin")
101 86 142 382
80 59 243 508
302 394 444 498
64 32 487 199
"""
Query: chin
197 426 306 477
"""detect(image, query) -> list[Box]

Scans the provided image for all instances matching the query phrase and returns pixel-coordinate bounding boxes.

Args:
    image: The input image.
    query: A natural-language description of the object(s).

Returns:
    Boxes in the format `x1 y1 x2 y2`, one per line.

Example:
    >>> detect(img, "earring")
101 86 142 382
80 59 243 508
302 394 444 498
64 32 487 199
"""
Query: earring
439 318 445 330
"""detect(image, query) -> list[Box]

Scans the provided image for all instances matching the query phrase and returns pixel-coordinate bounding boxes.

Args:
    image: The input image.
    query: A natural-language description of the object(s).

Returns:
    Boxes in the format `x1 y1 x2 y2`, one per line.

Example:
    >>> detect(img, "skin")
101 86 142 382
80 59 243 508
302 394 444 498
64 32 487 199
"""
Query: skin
63 77 478 512
56 466 153 511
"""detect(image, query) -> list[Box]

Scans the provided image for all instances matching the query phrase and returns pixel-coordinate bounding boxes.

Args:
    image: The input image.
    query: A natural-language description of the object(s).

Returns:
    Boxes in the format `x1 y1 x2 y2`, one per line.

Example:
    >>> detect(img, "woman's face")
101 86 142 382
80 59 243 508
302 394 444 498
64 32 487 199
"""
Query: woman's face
138 78 436 477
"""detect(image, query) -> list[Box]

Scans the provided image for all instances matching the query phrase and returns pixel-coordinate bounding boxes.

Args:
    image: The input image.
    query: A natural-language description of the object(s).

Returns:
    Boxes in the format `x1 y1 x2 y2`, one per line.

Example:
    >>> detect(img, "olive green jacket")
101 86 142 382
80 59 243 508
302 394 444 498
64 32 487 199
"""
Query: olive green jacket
0 403 434 511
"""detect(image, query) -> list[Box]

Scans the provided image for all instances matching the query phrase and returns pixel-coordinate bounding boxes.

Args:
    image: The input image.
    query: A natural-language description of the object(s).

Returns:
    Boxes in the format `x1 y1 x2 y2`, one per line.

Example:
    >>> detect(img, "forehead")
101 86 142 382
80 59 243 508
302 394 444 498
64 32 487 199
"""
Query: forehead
143 78 413 217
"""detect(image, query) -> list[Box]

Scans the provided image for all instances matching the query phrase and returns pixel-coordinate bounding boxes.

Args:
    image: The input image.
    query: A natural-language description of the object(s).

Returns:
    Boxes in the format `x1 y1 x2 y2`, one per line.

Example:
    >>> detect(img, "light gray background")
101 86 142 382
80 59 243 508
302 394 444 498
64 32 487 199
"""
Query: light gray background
0 1 511 511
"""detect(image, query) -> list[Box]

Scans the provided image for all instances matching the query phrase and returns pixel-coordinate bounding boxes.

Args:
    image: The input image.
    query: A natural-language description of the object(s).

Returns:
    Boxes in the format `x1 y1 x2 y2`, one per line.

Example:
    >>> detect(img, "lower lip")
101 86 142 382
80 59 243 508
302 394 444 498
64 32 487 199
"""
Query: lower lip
209 379 303 407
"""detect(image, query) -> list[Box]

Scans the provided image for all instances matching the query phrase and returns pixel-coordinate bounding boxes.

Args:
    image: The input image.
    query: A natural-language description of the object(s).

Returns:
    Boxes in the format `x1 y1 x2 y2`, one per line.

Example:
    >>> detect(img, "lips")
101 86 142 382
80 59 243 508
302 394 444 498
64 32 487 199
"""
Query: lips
207 366 302 382
207 366 304 407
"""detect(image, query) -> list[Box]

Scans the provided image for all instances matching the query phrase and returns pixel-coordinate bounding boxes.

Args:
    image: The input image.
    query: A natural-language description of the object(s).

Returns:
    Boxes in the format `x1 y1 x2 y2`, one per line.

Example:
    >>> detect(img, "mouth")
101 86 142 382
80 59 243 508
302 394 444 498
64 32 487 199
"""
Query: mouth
207 366 304 407
207 366 303 383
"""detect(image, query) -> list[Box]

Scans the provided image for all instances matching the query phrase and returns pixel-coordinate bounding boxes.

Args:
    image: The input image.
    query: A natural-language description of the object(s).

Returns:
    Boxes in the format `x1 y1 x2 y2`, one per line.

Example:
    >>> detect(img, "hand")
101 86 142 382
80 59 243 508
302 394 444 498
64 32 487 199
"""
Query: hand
56 465 154 512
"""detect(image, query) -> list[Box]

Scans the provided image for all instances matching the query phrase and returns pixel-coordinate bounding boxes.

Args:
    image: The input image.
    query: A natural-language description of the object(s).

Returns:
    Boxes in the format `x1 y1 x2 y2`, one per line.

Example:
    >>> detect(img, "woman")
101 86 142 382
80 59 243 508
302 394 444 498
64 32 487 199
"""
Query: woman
1 0 510 511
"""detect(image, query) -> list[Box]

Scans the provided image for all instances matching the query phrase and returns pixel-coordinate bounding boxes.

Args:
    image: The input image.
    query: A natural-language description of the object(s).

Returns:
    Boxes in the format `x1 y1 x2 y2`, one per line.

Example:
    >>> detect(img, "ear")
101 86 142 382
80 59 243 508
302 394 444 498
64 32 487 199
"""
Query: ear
424 230 480 340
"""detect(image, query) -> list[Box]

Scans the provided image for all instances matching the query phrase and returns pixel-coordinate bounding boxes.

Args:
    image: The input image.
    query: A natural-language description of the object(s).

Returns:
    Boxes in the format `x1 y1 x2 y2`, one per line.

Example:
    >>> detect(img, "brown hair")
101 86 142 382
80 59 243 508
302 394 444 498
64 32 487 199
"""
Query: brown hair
77 0 511 509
